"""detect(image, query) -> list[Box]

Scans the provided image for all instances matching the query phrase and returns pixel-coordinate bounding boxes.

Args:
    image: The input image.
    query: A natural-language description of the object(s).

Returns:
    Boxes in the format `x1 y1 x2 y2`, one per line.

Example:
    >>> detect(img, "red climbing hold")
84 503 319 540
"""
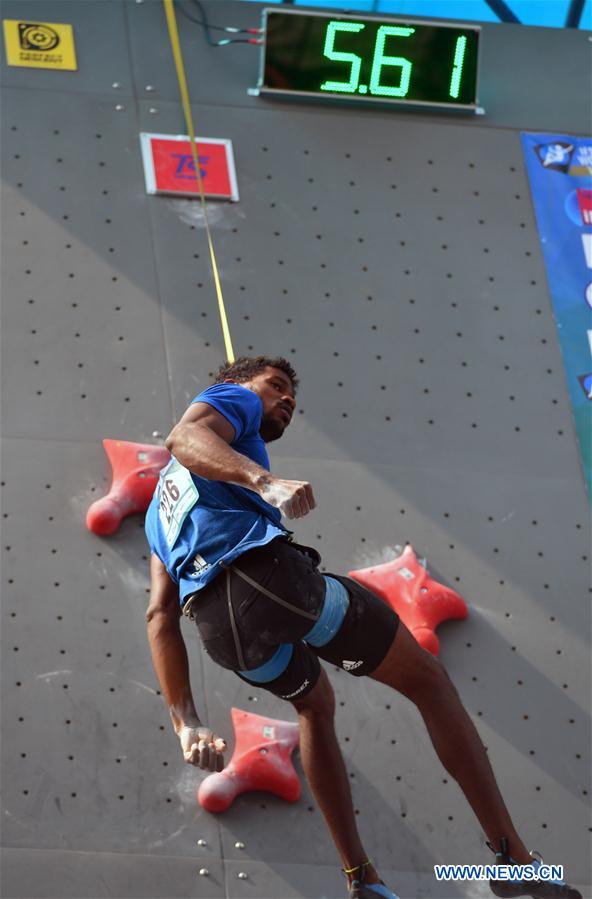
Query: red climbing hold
198 707 300 813
349 544 468 656
86 439 170 536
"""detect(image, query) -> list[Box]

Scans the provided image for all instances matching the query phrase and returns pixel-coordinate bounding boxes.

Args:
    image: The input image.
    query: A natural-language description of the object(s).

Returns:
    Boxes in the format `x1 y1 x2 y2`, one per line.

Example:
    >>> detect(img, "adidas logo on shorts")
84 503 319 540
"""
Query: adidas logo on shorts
342 659 363 671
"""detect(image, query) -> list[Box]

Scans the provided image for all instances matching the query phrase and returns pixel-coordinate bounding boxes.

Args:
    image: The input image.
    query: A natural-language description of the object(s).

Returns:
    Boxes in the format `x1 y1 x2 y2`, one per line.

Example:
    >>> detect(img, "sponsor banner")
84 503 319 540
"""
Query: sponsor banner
140 133 239 201
3 19 77 70
522 133 592 499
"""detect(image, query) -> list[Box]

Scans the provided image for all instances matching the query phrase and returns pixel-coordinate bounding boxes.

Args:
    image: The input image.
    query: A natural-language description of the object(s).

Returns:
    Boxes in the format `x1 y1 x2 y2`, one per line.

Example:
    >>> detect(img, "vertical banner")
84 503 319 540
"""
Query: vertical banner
522 133 592 499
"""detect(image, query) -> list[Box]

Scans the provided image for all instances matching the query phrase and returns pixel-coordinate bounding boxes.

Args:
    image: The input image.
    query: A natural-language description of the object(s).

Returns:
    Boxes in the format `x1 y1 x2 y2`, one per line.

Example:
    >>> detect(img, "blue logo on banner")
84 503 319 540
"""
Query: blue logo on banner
535 141 574 172
578 374 592 400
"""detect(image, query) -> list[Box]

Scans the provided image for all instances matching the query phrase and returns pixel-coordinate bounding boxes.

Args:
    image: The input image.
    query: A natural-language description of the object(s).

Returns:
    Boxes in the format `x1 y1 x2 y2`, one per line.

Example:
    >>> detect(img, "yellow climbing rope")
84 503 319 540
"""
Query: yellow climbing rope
163 0 235 362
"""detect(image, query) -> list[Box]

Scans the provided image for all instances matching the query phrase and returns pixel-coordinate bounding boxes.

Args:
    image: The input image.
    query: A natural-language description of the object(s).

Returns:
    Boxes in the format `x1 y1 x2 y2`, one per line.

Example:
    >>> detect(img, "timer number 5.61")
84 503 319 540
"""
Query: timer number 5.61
320 22 468 100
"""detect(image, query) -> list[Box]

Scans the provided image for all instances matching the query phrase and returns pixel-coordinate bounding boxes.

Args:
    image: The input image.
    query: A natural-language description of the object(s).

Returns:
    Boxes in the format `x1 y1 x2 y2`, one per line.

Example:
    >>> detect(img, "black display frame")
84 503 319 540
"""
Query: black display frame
256 7 482 113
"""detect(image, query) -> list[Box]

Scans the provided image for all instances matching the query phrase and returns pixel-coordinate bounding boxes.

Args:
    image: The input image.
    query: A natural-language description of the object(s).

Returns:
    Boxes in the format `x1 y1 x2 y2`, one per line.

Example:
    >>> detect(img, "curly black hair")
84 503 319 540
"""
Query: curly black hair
213 355 299 394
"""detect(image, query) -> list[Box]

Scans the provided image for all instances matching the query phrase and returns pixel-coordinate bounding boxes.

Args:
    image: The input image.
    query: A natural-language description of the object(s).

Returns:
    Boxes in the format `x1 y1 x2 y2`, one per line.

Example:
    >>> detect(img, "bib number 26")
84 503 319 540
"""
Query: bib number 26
158 461 199 548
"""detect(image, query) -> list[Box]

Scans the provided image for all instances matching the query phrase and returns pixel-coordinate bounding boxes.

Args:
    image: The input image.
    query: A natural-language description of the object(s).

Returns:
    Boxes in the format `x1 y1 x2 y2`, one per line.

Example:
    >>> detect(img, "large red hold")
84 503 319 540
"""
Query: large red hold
198 707 301 813
86 439 170 536
349 544 468 656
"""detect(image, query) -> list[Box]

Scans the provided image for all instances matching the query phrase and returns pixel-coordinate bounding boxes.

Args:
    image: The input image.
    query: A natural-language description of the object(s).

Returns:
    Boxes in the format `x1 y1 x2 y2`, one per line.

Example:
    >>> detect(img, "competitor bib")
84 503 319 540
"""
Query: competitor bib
158 460 199 548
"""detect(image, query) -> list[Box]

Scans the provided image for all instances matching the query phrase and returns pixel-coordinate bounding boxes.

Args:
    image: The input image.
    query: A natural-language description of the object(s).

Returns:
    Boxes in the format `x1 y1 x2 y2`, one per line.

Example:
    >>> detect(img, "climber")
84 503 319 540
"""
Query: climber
145 355 581 899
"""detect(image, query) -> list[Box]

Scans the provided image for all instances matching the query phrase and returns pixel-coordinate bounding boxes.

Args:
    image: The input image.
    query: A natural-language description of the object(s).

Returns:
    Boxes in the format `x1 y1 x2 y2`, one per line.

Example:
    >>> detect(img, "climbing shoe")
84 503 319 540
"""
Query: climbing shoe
488 839 582 899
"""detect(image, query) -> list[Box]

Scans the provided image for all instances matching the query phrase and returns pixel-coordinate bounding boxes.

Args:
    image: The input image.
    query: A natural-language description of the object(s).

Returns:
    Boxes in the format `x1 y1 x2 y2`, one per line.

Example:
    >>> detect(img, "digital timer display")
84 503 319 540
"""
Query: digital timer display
259 9 480 111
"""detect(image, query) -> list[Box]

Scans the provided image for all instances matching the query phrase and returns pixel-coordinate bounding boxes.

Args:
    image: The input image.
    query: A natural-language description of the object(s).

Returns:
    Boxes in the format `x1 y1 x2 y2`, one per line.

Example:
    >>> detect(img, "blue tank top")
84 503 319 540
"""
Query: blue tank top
145 383 291 605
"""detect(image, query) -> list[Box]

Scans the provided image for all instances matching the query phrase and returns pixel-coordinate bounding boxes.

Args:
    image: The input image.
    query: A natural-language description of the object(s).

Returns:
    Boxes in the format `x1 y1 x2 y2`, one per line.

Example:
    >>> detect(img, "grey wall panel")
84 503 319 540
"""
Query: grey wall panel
1 436 219 858
2 2 590 898
1 850 492 899
1 847 226 898
1 87 174 443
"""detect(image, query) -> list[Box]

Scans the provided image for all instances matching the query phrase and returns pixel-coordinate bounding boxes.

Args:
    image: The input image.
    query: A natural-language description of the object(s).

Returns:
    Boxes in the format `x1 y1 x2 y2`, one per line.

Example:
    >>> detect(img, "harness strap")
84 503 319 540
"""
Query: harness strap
223 562 320 622
225 567 247 670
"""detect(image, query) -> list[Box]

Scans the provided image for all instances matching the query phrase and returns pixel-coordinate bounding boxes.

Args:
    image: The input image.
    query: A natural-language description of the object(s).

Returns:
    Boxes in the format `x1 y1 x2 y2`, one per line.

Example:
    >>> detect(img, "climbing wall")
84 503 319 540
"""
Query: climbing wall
1 2 590 897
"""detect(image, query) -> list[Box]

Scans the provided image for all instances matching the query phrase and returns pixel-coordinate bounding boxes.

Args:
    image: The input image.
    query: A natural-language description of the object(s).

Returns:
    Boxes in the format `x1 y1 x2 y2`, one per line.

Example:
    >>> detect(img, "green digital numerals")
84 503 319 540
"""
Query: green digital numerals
320 21 366 94
369 25 414 97
449 35 468 99
320 21 469 101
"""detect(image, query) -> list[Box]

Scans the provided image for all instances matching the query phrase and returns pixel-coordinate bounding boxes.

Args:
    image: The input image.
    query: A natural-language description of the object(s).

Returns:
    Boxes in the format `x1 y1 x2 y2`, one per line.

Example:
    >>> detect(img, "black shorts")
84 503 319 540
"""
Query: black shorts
185 537 399 701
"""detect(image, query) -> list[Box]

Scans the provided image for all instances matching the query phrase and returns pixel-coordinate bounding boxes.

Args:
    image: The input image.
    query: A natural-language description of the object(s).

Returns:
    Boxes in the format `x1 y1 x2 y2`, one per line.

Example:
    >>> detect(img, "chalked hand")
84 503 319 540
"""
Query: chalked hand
179 724 227 772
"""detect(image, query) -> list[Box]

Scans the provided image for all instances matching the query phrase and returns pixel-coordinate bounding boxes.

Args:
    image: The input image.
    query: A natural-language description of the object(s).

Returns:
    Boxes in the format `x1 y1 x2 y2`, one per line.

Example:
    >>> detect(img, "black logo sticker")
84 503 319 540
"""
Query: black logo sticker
18 23 60 52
